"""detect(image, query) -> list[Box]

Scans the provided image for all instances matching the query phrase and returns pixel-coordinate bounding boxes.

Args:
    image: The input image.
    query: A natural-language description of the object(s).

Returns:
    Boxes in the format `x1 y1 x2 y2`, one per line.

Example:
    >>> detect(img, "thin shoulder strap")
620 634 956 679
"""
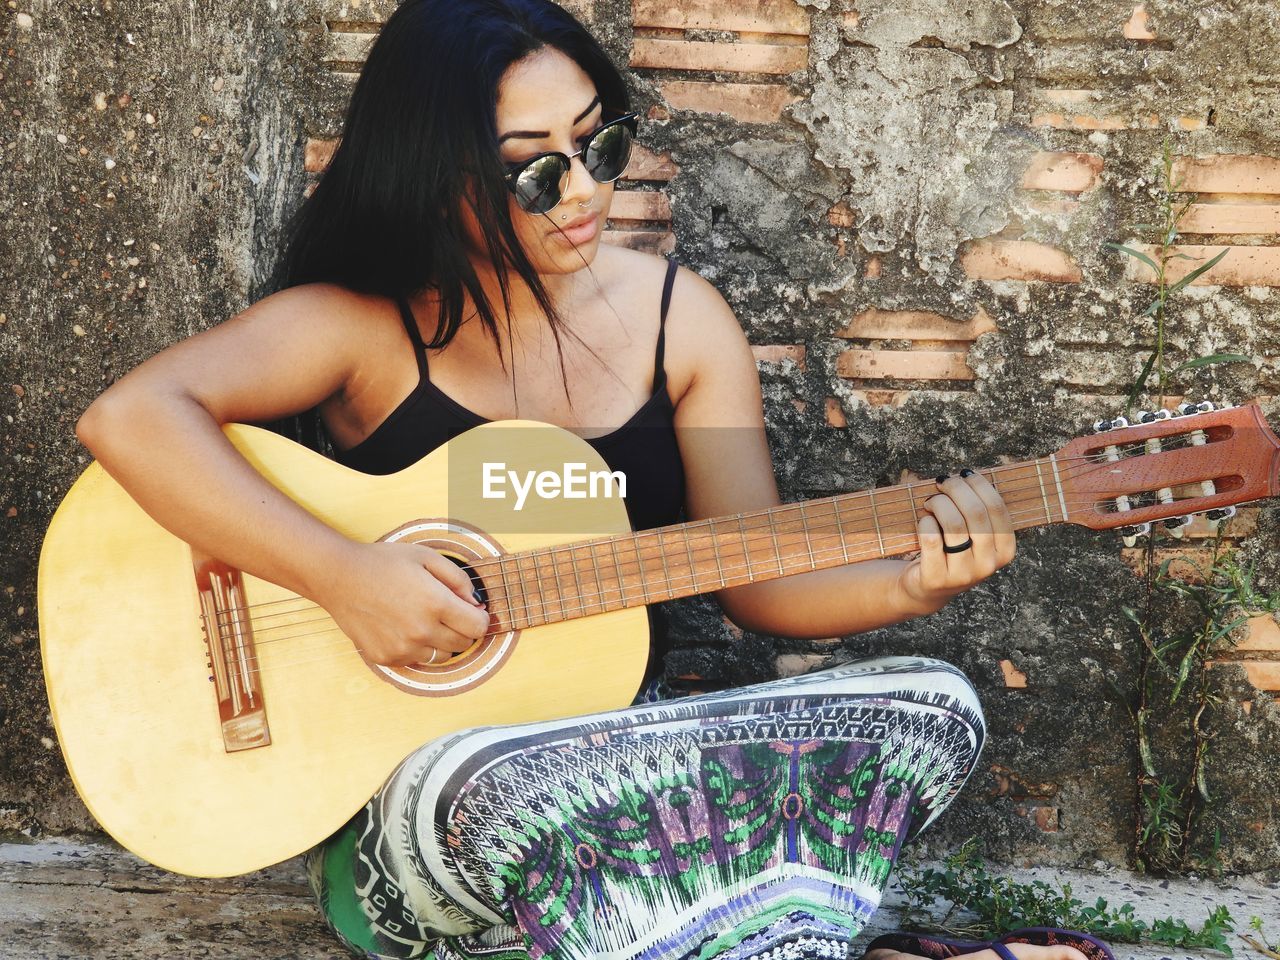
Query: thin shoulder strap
654 256 678 386
395 294 429 379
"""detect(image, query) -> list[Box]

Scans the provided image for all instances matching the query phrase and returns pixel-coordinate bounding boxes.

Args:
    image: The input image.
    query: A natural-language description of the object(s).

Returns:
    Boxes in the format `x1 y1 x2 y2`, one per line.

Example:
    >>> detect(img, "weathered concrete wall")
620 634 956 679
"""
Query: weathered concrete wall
3 0 1278 877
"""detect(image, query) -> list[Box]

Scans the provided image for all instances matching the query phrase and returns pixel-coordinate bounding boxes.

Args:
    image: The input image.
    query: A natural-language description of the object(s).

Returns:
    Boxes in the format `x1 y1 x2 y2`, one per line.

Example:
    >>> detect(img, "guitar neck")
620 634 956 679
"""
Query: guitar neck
472 457 1070 631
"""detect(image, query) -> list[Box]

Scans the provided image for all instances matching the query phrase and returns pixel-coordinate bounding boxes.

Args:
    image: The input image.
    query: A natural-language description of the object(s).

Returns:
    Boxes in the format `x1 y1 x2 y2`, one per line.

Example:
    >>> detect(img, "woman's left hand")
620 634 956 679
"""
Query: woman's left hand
892 469 1017 616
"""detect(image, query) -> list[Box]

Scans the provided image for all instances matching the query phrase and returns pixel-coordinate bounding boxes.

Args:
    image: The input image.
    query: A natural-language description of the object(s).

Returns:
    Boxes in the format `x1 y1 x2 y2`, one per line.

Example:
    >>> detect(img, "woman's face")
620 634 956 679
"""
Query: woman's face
464 46 617 276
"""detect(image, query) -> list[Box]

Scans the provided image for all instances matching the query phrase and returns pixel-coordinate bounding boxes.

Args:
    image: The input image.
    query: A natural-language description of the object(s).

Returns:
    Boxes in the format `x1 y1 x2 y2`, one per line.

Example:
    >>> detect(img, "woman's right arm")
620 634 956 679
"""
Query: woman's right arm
74 283 491 665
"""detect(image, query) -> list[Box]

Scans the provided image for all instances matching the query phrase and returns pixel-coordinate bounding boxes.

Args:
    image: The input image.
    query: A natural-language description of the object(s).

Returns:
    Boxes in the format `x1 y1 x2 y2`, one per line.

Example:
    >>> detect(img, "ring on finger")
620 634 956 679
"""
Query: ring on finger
943 537 974 554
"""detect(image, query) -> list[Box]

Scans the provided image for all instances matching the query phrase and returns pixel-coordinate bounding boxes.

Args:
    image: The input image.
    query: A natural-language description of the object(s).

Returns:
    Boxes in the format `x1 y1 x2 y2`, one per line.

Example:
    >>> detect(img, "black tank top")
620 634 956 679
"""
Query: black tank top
331 257 687 687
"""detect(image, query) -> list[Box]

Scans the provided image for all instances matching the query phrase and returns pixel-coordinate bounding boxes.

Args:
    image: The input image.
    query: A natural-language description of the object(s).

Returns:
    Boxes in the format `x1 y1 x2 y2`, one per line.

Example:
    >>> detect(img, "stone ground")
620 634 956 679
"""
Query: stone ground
1 838 1278 960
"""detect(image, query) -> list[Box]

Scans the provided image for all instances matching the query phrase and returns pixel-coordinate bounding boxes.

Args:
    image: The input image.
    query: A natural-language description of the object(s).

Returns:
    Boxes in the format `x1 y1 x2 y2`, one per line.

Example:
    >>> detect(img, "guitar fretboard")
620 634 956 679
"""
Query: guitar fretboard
470 459 1069 631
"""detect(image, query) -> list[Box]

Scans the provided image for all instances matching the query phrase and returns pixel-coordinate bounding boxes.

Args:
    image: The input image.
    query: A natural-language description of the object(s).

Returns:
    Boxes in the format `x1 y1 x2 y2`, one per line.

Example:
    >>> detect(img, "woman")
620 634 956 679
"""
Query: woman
73 2 1099 959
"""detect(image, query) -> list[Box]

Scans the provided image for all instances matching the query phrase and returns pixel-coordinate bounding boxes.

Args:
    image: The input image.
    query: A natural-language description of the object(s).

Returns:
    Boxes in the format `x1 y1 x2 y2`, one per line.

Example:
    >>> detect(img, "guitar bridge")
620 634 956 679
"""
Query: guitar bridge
193 551 272 752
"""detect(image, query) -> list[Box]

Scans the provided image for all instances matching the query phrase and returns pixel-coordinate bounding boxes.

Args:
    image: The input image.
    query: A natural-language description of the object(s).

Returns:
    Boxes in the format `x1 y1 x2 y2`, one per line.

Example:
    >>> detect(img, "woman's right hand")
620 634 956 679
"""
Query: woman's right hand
316 540 493 667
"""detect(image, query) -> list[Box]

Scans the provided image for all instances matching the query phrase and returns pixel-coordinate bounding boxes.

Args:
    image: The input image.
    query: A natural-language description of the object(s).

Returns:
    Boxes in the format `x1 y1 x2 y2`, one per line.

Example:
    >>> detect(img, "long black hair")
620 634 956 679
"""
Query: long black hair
268 0 631 449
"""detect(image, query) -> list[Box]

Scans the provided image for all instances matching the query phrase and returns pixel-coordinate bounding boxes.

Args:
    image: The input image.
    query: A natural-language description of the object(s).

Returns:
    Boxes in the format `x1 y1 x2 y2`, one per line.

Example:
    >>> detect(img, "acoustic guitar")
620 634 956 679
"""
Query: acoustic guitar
38 400 1280 877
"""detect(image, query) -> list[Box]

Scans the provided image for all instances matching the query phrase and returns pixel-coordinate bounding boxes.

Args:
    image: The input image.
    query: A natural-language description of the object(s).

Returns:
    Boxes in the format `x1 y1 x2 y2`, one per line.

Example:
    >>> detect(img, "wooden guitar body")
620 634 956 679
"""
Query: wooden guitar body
38 421 649 877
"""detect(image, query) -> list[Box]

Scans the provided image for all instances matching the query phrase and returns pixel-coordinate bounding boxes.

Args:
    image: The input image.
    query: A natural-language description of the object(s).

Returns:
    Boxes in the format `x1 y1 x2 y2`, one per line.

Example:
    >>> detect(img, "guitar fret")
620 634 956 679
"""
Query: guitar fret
798 501 815 568
1049 454 1070 521
657 529 672 601
1033 460 1053 522
709 520 726 587
496 556 514 630
737 514 750 586
635 534 651 605
609 537 628 607
567 543 585 617
587 541 604 614
906 484 920 526
866 489 884 557
683 527 701 593
549 546 566 621
769 514 785 575
520 551 541 627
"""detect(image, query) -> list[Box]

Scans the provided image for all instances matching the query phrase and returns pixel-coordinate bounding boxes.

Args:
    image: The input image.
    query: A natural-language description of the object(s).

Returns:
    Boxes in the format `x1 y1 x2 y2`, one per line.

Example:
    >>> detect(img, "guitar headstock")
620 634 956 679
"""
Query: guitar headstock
1055 400 1280 537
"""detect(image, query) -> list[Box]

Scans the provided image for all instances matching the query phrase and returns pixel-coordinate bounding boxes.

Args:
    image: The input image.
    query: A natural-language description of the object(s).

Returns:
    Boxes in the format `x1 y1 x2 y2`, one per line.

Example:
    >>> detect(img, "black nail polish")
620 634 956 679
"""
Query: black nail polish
935 474 949 485
960 468 975 478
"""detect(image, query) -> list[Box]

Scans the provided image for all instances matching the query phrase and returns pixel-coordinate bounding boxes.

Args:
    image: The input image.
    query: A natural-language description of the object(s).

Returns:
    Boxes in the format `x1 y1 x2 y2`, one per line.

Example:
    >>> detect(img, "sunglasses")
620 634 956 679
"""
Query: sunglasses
502 112 639 215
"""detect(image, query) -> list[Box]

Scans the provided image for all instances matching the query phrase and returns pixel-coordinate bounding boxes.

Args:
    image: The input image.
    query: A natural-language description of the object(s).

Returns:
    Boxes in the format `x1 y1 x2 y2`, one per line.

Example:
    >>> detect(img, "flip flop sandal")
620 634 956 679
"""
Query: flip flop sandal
860 926 1117 960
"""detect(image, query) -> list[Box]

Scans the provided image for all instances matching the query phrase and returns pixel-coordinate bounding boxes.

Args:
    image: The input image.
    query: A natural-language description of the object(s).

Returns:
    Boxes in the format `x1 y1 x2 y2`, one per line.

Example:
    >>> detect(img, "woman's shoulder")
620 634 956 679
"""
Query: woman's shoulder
246 282 395 333
592 245 738 340
597 246 746 405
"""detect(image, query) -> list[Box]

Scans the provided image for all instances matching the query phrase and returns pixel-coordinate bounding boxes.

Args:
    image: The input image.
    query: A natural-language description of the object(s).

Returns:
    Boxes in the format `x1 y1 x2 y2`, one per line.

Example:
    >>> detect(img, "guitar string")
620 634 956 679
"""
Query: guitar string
214 484 1230 658
210 479 1136 641
218 495 1227 676
232 506 1058 675
208 440 1232 638
202 426 1228 624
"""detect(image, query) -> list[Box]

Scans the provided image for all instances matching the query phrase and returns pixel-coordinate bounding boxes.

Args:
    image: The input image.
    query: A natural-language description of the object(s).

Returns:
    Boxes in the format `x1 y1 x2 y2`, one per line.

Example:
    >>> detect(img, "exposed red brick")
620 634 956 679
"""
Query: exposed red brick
305 137 336 173
1123 4 1156 40
1238 616 1280 652
824 396 848 427
599 229 677 255
1031 93 1159 130
827 200 856 228
1123 244 1280 286
752 344 806 370
1207 660 1280 692
660 80 799 123
631 38 807 75
960 239 1083 283
632 0 811 37
624 144 680 182
1177 203 1280 235
1031 806 1061 833
865 256 882 279
836 306 997 342
1021 152 1104 193
1121 544 1220 580
836 349 975 381
989 764 1059 799
1023 197 1082 216
1172 154 1280 194
608 190 673 223
1001 659 1029 688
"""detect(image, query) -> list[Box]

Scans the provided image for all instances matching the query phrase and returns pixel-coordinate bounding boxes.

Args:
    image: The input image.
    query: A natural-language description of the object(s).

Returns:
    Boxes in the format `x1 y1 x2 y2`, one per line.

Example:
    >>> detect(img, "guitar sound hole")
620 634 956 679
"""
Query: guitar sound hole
372 519 517 696
448 554 489 606
419 554 490 666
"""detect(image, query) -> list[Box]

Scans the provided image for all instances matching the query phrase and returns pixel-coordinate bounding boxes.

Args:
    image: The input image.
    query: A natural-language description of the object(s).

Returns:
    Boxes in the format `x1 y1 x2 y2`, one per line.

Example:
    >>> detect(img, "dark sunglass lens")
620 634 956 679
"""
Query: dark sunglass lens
583 121 634 183
512 155 568 213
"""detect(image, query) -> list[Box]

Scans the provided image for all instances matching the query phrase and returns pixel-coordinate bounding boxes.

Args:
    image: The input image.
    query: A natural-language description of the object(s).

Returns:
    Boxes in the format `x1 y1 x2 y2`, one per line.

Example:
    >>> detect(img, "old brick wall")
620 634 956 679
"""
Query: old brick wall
3 0 1278 873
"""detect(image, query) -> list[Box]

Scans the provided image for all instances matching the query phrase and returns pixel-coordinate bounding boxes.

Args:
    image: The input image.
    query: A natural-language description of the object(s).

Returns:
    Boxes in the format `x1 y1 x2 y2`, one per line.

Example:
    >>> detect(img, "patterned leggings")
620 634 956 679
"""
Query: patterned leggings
305 655 986 960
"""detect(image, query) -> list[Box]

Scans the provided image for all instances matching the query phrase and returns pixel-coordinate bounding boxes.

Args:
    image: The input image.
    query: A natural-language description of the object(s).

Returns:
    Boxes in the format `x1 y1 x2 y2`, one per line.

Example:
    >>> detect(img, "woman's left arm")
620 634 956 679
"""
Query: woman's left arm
667 269 1016 639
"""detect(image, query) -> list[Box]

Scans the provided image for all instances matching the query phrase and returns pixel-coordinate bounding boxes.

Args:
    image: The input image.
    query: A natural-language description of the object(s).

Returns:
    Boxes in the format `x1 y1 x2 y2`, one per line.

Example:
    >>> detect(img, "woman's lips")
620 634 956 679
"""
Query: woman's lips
553 213 601 245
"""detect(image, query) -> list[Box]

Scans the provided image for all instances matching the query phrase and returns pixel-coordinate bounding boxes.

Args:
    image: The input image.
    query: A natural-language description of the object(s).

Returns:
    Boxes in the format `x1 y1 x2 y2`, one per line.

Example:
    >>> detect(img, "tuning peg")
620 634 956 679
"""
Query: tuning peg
1118 521 1151 547
1206 506 1237 522
1136 409 1174 424
1093 415 1131 432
